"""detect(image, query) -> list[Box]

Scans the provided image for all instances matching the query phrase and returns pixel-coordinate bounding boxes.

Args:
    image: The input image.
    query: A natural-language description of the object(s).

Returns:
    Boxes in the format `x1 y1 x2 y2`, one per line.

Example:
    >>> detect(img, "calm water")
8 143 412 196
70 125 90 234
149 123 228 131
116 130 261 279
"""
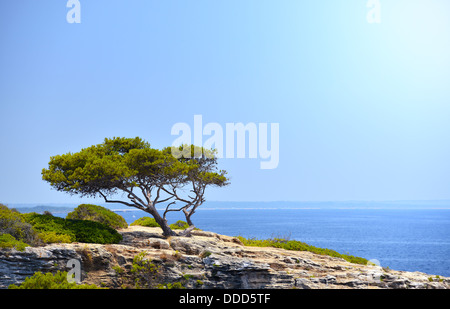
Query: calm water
58 208 450 277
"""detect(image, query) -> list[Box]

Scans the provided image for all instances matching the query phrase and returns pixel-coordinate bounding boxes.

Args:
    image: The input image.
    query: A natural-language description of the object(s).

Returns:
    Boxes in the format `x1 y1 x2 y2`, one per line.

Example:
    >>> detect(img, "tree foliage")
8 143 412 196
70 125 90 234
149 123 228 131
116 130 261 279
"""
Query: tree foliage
161 145 228 226
42 137 229 236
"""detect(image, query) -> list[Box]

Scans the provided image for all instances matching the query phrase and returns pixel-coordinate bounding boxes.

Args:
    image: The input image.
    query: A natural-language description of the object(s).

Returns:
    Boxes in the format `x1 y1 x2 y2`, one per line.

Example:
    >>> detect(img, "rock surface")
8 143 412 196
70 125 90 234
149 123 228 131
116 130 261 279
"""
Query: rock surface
1 226 449 289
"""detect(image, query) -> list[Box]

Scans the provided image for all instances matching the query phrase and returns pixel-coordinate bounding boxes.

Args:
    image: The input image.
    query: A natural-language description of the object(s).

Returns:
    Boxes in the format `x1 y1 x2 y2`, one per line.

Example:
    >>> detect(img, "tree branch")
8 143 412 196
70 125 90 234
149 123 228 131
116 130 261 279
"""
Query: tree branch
178 225 196 236
163 201 191 220
121 186 147 209
99 191 146 211
161 187 192 204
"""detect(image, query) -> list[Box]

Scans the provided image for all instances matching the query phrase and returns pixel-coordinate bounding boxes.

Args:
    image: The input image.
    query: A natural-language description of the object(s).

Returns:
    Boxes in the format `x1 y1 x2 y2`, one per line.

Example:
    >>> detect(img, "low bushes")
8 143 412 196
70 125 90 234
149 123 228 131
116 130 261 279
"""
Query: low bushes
130 217 192 231
130 217 160 228
0 204 40 246
169 220 190 230
22 213 122 244
37 231 73 244
0 233 28 251
8 271 103 289
0 204 123 246
66 204 128 229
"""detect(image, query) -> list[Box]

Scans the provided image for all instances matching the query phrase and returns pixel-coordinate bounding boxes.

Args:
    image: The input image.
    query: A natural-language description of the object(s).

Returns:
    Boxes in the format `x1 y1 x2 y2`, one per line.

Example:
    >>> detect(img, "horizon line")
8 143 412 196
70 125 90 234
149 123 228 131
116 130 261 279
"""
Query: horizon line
4 199 450 207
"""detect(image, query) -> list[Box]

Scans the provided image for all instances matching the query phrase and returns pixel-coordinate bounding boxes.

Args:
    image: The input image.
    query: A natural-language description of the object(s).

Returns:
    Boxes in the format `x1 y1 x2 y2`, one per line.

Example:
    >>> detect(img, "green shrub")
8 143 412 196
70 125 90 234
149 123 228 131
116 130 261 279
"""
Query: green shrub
131 217 197 232
157 282 185 289
131 216 160 228
0 233 28 251
0 204 40 246
237 236 368 265
38 231 73 244
200 250 212 258
169 220 189 230
8 271 103 289
23 213 122 244
22 213 75 242
131 251 159 289
66 204 128 229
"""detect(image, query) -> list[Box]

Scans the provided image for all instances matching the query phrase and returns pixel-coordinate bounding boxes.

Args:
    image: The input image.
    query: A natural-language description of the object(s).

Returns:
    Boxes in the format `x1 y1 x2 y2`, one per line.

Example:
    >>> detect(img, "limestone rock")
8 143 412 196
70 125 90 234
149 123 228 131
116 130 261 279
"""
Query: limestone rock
1 225 449 289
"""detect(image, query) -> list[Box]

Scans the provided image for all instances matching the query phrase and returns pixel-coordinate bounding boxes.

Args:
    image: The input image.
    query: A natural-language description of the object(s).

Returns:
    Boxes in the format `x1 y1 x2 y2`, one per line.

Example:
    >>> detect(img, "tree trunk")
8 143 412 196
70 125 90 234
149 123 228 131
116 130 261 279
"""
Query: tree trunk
183 208 194 227
179 225 196 237
148 208 176 237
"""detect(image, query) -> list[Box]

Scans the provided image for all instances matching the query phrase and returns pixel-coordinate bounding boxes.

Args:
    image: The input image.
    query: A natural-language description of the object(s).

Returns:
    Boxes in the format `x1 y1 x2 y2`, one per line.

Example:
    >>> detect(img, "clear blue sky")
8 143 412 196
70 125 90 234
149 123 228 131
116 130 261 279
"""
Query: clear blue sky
1 1 449 204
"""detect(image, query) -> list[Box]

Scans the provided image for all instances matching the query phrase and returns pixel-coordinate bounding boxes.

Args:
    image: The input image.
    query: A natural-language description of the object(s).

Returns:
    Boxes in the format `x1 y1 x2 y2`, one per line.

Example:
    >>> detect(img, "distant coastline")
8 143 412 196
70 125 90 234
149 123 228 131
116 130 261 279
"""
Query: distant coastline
7 200 450 214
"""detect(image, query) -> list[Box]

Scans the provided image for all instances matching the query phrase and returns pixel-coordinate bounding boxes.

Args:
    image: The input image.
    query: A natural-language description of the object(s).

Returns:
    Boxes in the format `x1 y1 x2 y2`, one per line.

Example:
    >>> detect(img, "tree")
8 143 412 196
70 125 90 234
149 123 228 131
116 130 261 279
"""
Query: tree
41 137 228 237
161 145 229 227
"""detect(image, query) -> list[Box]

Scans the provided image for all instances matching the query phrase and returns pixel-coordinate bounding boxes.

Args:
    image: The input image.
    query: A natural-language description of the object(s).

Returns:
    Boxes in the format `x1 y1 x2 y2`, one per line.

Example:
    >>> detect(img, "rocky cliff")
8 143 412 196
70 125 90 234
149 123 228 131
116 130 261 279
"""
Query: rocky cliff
1 226 449 289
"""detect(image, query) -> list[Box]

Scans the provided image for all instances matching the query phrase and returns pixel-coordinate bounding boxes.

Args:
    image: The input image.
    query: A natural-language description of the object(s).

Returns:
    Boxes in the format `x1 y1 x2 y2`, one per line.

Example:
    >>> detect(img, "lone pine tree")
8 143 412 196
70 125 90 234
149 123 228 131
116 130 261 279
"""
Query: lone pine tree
42 137 228 236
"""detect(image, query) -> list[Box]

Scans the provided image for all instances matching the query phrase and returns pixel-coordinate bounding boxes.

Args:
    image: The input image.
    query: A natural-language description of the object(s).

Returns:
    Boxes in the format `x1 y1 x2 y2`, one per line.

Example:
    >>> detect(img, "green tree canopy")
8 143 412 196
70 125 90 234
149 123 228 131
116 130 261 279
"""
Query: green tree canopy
42 137 228 236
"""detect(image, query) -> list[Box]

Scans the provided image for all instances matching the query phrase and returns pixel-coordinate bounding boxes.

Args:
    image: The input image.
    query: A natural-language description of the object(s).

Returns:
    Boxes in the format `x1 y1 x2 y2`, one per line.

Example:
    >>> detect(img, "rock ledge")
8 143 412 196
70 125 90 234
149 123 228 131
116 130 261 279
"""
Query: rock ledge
1 226 449 289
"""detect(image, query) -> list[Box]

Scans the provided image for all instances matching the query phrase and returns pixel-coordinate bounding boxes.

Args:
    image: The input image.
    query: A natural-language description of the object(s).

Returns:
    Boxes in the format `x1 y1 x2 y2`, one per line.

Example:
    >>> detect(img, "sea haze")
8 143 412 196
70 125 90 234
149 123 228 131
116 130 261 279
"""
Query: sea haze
11 201 450 277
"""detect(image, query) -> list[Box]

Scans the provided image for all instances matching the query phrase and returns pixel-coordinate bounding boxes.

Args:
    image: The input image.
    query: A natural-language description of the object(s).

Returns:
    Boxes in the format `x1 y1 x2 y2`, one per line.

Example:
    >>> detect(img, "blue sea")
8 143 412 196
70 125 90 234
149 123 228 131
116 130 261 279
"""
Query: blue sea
46 202 450 277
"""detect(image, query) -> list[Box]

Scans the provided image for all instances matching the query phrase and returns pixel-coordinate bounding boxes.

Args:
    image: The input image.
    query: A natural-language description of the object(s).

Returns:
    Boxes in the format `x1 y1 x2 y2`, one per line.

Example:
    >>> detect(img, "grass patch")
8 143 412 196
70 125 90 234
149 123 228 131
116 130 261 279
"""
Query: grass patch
237 236 368 265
